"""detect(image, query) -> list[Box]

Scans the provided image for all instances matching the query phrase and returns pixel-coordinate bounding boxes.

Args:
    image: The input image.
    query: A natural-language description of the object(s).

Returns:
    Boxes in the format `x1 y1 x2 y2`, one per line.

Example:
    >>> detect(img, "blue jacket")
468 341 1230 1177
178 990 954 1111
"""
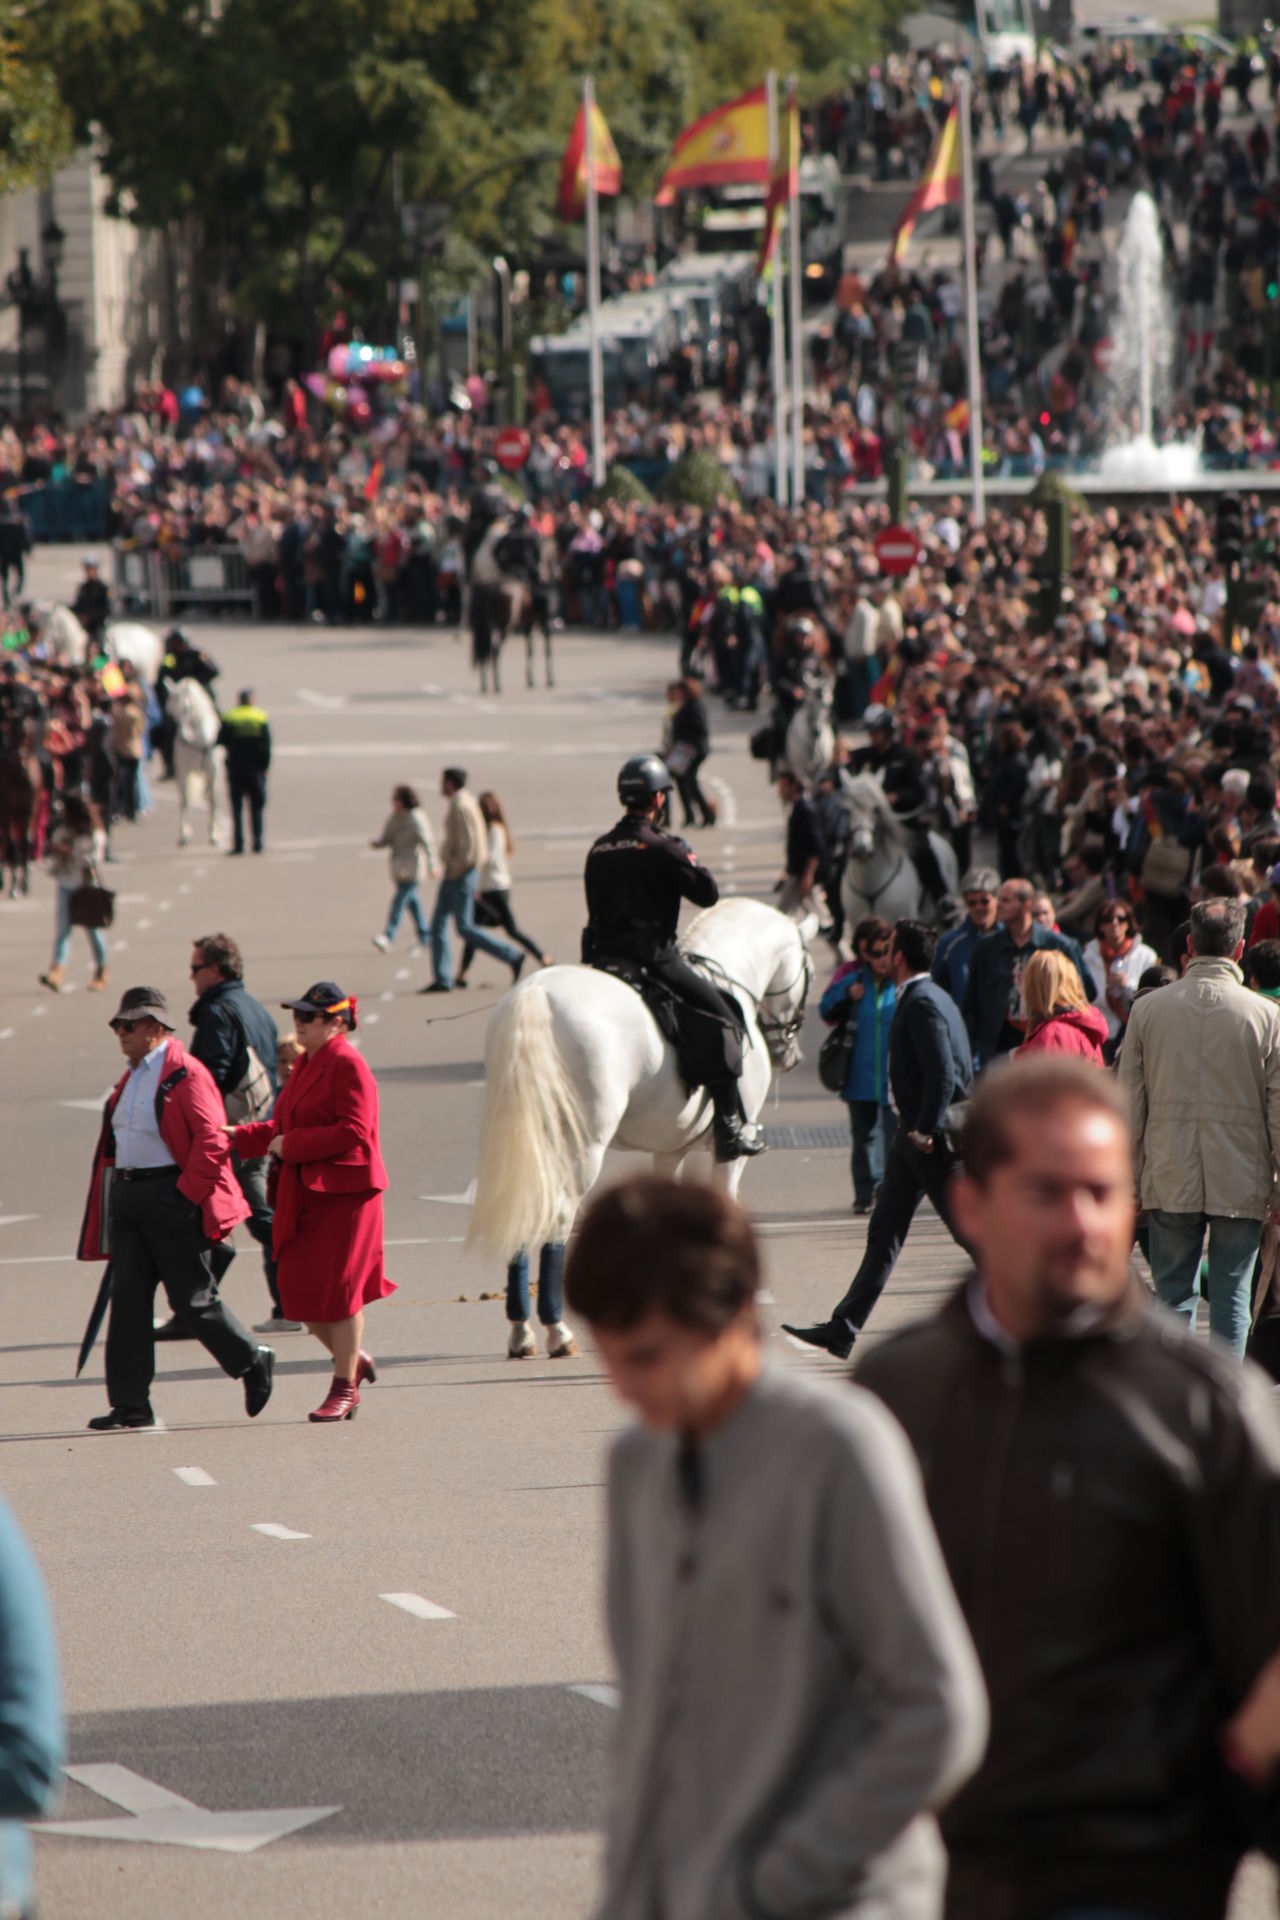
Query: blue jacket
932 918 984 1005
963 922 1094 1066
821 962 895 1104
0 1497 64 1916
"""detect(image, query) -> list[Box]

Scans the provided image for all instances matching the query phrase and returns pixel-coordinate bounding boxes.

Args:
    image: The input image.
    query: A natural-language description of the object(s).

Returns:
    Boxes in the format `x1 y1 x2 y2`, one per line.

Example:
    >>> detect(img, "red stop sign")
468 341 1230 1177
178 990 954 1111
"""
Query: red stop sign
874 525 921 577
494 427 531 472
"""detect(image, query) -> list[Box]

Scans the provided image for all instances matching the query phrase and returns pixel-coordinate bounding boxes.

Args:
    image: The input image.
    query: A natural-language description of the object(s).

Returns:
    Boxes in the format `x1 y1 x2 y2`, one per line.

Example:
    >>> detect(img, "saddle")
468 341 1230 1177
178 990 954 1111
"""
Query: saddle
587 955 745 1092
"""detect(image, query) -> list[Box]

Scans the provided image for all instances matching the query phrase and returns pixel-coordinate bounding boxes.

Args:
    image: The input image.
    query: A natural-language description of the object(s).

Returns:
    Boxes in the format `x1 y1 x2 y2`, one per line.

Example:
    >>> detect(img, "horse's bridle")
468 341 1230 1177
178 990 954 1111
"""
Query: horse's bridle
689 946 813 1059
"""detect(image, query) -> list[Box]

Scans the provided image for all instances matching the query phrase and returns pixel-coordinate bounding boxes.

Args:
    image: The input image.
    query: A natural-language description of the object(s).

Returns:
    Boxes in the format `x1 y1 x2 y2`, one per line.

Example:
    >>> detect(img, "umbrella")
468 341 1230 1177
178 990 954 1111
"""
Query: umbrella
76 1264 112 1377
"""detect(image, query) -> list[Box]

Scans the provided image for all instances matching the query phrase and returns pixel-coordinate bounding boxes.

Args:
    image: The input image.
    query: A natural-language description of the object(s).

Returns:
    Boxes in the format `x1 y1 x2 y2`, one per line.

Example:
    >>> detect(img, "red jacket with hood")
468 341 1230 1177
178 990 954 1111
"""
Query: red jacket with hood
1017 1004 1109 1062
77 1037 250 1261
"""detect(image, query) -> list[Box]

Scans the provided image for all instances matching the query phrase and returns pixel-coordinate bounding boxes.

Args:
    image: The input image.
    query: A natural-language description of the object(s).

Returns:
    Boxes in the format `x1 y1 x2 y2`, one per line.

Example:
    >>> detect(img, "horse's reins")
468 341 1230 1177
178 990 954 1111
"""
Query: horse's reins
686 947 813 1054
850 849 906 908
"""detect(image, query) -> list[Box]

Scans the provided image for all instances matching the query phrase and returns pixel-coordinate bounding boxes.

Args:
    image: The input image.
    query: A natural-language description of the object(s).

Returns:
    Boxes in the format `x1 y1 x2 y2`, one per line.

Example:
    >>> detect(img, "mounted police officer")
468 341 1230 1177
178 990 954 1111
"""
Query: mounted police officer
493 502 550 629
582 755 764 1163
463 460 511 579
156 628 221 779
848 706 947 904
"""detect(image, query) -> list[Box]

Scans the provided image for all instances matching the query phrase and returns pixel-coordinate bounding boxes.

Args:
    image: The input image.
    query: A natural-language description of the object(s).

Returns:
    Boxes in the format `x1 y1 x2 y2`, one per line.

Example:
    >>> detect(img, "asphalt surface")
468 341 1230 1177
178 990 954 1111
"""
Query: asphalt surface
5 552 1274 1918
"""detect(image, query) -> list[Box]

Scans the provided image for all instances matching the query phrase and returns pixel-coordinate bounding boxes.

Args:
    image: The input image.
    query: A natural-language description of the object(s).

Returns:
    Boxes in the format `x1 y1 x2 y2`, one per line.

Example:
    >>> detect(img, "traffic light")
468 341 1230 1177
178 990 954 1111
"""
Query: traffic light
1217 492 1245 571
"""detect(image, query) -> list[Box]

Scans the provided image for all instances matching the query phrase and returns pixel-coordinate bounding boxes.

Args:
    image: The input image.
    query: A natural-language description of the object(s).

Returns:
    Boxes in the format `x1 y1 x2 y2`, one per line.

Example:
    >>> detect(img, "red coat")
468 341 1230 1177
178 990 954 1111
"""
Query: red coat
235 1035 388 1257
1017 1005 1109 1062
78 1038 250 1260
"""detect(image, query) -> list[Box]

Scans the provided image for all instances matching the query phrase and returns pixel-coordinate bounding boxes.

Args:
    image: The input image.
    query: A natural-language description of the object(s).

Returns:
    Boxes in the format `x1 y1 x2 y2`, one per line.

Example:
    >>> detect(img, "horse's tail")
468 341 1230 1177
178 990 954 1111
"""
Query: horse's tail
468 982 589 1263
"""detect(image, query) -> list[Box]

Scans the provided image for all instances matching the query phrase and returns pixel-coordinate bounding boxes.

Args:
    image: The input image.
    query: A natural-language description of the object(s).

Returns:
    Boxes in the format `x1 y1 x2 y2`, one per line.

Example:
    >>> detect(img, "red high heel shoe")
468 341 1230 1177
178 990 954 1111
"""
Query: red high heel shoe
309 1377 360 1423
355 1350 377 1388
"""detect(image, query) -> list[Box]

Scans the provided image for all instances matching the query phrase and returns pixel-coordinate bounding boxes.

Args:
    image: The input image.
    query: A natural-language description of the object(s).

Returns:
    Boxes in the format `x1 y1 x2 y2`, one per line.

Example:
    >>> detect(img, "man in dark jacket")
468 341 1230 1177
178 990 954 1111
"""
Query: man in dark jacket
70 557 109 645
186 932 294 1335
963 877 1093 1066
784 918 972 1358
217 688 272 855
857 1058 1280 1920
0 499 31 609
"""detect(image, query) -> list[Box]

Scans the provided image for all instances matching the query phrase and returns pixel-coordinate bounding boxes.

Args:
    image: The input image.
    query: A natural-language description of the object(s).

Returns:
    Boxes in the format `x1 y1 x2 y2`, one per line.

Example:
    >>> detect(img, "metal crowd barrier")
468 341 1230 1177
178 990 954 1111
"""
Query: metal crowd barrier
111 545 254 619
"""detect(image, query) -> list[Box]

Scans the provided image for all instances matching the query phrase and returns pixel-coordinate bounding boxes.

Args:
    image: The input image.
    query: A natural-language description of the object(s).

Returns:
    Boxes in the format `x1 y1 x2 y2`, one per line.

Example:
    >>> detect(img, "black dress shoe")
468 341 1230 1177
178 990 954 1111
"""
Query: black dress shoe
153 1316 195 1341
418 981 451 994
88 1405 156 1431
781 1320 855 1361
243 1345 275 1418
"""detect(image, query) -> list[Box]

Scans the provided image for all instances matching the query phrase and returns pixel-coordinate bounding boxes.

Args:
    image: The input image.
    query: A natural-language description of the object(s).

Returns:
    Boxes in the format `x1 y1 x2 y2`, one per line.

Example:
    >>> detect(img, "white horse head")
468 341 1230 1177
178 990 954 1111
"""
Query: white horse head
785 672 835 785
107 621 164 687
39 604 89 667
843 772 905 864
169 676 220 750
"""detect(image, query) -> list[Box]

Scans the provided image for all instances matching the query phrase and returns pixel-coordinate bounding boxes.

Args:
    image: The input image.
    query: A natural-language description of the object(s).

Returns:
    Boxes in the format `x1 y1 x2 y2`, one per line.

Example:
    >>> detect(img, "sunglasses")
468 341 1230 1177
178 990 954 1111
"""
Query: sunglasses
111 1018 144 1034
866 945 890 957
292 1010 320 1026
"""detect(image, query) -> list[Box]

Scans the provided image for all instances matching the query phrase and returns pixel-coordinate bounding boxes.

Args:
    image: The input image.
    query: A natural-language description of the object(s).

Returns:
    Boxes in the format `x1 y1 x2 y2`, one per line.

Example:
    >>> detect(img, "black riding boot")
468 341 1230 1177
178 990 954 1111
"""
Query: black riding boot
711 1081 766 1163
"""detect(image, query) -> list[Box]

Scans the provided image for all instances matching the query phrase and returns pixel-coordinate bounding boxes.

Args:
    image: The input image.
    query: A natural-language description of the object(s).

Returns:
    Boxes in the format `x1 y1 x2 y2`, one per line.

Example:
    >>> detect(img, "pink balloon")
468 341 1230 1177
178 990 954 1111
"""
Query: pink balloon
327 345 352 378
303 372 328 399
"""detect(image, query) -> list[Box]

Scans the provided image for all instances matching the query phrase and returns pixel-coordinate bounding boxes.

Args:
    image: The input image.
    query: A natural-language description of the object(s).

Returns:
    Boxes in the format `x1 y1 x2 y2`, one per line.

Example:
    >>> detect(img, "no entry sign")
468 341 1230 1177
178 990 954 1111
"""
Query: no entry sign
874 525 921 577
494 427 531 472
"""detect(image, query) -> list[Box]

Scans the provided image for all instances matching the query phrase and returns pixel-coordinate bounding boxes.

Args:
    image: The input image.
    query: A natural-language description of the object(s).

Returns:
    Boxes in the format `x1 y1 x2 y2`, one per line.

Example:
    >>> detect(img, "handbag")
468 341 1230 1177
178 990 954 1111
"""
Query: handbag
69 879 115 929
224 1043 274 1124
819 1014 855 1094
666 742 696 777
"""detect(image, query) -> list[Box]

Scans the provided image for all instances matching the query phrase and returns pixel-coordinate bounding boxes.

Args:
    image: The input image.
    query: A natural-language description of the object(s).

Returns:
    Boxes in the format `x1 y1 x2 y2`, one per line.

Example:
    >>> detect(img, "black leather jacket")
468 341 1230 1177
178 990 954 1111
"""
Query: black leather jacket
858 1283 1280 1920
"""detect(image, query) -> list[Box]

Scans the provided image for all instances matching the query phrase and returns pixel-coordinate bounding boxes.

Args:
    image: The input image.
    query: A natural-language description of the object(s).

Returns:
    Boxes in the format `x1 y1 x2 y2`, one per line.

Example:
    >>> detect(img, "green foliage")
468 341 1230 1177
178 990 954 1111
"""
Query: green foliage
1028 471 1084 511
0 6 70 196
593 464 655 507
658 448 739 508
31 0 898 356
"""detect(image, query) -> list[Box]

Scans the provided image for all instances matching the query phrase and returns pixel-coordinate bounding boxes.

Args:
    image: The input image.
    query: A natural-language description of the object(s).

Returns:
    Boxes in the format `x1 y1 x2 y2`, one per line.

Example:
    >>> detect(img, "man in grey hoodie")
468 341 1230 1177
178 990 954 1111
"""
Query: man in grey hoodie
565 1174 988 1920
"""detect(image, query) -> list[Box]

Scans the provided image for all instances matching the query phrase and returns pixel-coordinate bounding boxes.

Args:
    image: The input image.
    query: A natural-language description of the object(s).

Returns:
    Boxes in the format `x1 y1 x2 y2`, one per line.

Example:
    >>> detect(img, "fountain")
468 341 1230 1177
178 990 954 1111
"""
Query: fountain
1097 190 1201 484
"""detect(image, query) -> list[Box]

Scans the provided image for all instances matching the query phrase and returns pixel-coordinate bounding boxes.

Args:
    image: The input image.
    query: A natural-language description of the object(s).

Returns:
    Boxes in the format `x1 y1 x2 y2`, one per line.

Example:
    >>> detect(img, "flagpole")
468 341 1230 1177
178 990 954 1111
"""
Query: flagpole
955 68 984 528
787 75 804 512
765 71 788 506
584 74 606 488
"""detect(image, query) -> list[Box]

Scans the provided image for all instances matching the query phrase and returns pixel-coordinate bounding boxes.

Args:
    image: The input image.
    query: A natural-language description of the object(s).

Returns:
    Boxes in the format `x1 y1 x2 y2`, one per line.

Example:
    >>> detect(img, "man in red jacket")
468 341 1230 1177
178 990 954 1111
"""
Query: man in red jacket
78 986 274 1430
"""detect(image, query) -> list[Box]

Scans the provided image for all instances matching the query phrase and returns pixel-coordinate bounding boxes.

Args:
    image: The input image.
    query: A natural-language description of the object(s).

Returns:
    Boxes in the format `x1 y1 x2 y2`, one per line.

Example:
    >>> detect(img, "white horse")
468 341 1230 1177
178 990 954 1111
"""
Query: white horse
107 621 164 687
32 604 89 666
169 676 221 847
784 674 835 784
469 897 815 1268
840 773 958 928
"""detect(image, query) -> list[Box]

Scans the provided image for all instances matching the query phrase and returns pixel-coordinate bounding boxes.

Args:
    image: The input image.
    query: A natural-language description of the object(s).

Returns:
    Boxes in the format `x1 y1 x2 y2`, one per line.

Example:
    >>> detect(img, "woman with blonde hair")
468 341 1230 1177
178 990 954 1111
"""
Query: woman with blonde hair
1017 949 1108 1061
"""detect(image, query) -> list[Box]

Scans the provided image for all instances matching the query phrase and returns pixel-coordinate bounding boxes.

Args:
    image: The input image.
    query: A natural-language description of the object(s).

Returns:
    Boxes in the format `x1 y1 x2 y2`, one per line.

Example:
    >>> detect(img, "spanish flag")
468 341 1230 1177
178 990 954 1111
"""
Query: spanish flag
889 104 962 264
756 80 799 277
556 101 622 222
654 85 769 205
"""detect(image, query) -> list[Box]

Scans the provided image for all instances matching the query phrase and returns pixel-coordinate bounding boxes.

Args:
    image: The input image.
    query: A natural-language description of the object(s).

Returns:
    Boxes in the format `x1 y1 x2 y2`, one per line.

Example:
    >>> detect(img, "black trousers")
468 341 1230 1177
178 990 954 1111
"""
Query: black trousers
233 1150 280 1312
227 771 266 852
462 889 544 969
644 946 743 1088
105 1171 258 1408
832 1133 969 1333
674 753 715 827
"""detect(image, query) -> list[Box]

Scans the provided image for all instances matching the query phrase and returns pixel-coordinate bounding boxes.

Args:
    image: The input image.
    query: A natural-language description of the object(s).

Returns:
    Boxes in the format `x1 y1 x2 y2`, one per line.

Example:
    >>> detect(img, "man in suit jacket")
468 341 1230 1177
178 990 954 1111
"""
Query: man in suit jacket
784 920 973 1360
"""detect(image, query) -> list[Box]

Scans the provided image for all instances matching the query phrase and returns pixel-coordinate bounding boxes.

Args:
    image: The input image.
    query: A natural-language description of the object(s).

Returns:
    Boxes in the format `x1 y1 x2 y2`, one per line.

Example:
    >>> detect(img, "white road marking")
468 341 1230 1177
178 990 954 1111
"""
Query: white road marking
297 688 347 709
569 1684 619 1709
379 1592 456 1621
30 1005 46 1018
157 900 171 912
60 1097 113 1111
275 740 508 759
45 1763 338 1853
0 1029 12 1040
394 969 410 982
379 990 394 1002
362 1013 380 1026
136 918 152 931
177 884 191 895
112 940 128 952
173 1467 215 1488
251 1523 310 1541
116 893 149 905
0 1215 37 1229
384 1236 465 1247
418 1179 477 1206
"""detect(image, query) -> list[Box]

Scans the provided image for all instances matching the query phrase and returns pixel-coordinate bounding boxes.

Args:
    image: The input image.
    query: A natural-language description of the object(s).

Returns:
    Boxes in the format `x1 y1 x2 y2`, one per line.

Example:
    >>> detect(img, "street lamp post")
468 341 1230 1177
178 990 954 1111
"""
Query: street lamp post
5 249 36 416
3 218 66 417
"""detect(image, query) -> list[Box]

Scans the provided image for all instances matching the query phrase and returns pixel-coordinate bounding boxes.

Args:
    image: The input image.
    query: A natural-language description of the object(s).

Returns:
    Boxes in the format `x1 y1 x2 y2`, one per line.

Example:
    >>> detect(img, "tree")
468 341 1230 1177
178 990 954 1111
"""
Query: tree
0 5 70 196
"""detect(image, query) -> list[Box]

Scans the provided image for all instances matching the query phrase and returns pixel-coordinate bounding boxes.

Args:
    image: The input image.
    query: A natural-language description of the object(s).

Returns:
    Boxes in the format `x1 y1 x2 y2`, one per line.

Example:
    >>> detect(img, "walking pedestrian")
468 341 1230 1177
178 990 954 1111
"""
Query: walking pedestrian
820 916 896 1214
858 1058 1280 1920
110 667 146 824
1082 899 1159 1044
457 791 549 985
0 497 31 610
217 686 271 855
666 676 717 829
420 767 524 994
230 982 394 1423
70 556 109 648
566 1174 988 1920
1015 949 1108 1060
0 1494 62 1920
371 783 436 952
77 987 274 1430
38 794 108 994
186 932 298 1336
931 868 999 1006
505 1243 577 1359
775 768 825 917
1119 896 1280 1356
784 919 972 1359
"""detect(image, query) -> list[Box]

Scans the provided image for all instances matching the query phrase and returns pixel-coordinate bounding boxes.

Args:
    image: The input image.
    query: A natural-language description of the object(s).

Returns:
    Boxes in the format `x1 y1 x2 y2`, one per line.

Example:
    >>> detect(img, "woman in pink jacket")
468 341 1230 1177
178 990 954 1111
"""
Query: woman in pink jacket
1017 950 1108 1063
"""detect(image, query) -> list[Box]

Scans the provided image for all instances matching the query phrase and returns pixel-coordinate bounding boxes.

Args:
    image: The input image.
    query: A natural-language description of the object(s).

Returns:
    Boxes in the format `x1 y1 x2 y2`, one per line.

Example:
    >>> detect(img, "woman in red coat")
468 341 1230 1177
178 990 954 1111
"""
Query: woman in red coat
1016 950 1108 1063
232 980 394 1422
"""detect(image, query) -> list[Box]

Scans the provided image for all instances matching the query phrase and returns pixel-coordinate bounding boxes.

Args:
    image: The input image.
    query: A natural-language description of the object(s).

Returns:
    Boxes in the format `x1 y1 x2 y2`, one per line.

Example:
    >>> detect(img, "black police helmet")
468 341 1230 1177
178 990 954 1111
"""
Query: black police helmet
165 626 191 649
617 753 673 809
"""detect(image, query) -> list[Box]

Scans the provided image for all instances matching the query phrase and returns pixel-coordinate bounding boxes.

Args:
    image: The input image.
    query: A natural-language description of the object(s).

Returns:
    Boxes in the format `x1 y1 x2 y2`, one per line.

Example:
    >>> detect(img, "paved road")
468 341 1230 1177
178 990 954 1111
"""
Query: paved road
4 551 1273 1917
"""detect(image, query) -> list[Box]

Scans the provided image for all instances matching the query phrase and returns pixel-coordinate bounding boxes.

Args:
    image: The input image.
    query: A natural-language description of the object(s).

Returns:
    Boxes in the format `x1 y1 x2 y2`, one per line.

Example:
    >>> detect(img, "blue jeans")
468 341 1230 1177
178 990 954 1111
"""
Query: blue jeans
385 881 429 944
848 1100 896 1207
507 1244 565 1325
1146 1210 1261 1357
430 869 521 988
53 884 106 971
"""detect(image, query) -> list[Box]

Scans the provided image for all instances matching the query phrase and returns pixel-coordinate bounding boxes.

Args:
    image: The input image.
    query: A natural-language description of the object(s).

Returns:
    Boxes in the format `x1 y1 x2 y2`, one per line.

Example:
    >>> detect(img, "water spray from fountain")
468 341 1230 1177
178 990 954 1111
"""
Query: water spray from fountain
1098 190 1200 483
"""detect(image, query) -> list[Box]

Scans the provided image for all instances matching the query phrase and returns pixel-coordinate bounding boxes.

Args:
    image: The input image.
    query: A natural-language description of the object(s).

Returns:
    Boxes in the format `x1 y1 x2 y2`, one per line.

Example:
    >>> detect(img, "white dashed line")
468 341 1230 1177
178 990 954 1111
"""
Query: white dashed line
112 940 128 952
569 1684 619 1709
136 918 152 931
30 1005 46 1018
157 900 171 912
177 884 191 896
379 1592 456 1621
0 1216 37 1229
379 990 394 1002
252 1523 310 1541
363 1013 380 1026
0 1029 13 1041
394 970 410 982
173 1467 216 1487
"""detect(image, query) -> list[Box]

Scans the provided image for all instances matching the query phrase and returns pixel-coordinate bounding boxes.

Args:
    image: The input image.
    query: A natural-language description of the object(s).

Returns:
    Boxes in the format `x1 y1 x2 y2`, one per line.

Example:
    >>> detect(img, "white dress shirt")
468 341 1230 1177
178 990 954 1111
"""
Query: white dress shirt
114 1044 177 1169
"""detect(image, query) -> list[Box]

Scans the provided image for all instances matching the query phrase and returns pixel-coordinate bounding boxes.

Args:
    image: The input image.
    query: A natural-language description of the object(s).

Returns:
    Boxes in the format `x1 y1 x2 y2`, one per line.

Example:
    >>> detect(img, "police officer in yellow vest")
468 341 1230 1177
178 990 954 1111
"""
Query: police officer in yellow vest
217 687 272 856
